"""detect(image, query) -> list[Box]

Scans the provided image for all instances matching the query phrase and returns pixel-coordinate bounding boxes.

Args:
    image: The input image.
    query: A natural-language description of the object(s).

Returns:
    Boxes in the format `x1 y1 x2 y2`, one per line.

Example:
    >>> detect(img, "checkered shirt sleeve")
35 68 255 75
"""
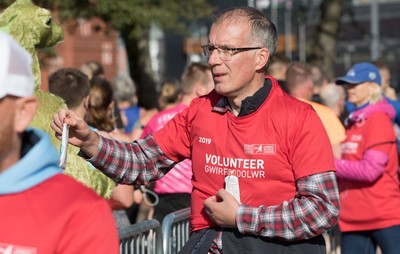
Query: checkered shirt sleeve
236 171 340 240
86 134 176 185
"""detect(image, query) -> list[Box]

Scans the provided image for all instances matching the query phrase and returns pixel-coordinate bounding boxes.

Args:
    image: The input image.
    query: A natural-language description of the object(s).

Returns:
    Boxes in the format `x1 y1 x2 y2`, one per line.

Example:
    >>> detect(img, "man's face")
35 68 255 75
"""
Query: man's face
0 97 17 172
207 20 261 99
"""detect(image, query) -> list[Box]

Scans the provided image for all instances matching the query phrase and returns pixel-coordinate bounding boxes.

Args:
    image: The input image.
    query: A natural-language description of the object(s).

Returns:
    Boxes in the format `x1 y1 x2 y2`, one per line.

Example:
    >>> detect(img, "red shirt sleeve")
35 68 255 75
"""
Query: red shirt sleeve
153 99 203 162
290 107 335 179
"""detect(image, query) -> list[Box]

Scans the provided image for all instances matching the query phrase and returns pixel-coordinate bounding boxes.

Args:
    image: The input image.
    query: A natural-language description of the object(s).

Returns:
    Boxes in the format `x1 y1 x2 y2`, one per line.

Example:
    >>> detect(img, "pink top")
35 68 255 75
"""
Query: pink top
141 103 192 194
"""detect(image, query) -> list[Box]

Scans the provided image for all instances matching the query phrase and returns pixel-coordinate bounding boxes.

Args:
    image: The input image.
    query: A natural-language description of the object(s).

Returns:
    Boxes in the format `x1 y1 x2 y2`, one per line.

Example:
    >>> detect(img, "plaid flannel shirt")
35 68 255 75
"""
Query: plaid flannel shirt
87 135 339 253
85 80 340 253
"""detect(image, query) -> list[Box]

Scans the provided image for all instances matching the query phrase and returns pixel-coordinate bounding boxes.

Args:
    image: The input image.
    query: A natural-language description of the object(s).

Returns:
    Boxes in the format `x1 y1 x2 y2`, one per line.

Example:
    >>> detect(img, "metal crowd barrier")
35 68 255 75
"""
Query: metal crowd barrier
162 207 191 254
119 207 351 254
119 219 163 254
324 226 341 254
158 208 344 254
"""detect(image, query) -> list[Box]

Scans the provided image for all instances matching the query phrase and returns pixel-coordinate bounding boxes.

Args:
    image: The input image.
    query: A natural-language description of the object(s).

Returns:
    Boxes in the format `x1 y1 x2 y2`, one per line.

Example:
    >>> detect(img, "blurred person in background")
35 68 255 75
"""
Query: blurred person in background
320 83 347 124
0 31 119 254
310 64 330 104
346 61 400 165
373 60 400 132
373 60 397 100
335 62 400 254
80 60 104 80
87 76 118 132
111 74 157 141
80 60 125 131
87 76 142 228
48 68 90 120
286 61 346 159
267 52 290 93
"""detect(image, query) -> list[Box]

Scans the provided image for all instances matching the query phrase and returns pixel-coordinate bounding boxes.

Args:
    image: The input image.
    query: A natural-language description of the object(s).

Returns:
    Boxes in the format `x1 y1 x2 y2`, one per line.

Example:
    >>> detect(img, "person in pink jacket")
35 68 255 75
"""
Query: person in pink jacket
0 32 119 254
335 62 400 254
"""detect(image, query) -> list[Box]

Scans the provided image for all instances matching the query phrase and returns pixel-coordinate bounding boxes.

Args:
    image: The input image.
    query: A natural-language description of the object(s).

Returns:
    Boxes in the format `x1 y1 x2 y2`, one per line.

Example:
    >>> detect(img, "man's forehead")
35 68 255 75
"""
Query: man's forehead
209 21 250 43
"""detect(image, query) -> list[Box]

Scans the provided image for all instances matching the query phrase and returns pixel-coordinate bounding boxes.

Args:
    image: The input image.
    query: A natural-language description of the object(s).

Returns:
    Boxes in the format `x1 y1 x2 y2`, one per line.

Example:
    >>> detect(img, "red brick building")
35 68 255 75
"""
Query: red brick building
40 18 125 91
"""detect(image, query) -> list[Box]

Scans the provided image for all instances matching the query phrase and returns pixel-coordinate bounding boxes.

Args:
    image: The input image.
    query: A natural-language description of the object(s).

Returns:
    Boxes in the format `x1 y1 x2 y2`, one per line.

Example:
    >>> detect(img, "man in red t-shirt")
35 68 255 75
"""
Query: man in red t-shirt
0 31 119 254
52 6 340 254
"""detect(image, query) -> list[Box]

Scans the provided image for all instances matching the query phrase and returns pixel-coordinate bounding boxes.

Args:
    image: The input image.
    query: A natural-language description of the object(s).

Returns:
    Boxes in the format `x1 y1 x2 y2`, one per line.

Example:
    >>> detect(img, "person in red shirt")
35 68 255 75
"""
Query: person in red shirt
335 62 400 254
0 32 119 254
52 6 340 253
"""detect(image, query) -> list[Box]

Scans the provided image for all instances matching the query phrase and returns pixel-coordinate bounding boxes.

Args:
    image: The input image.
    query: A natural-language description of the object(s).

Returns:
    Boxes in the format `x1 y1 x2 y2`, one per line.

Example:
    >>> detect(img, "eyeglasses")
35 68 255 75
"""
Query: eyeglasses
201 45 262 61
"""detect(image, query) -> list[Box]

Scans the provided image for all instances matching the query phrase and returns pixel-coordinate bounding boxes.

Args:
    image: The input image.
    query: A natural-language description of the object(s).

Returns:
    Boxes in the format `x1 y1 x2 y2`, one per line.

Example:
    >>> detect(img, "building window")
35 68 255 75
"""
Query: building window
79 19 92 37
102 42 113 65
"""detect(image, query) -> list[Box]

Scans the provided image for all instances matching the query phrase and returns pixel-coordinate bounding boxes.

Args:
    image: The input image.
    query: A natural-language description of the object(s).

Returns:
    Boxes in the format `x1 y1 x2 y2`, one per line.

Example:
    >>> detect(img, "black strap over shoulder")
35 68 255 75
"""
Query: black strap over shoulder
178 228 218 254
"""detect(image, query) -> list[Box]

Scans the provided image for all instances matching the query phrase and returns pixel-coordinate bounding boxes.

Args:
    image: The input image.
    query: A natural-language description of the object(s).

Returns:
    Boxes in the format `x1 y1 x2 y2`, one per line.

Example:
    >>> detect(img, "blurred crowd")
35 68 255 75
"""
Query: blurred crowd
2 4 400 254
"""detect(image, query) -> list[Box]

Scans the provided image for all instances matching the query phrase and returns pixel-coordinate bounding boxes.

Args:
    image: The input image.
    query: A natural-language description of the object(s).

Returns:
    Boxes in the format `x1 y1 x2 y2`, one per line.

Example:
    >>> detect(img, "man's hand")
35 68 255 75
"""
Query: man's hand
203 189 239 228
51 109 99 157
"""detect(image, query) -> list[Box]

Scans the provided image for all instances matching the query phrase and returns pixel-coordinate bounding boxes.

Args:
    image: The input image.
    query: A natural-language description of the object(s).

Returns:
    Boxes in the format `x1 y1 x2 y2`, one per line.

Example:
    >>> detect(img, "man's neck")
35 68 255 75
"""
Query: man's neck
228 79 265 115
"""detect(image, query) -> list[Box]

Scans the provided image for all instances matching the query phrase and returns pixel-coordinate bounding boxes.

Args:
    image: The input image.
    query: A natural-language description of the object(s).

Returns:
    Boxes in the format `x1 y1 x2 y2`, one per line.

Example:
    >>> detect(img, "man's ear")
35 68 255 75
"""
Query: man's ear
14 96 38 133
84 95 90 110
256 48 270 72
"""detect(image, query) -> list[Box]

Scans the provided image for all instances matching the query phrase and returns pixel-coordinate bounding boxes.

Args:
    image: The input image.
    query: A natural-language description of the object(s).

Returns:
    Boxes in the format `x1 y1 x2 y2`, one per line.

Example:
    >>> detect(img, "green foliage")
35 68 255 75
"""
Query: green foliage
1 0 214 108
2 0 214 40
0 0 115 198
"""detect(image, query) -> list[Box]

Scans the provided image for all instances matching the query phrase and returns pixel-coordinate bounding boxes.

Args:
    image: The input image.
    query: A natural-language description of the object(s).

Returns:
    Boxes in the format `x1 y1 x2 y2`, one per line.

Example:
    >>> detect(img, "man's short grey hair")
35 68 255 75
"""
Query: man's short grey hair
212 6 278 72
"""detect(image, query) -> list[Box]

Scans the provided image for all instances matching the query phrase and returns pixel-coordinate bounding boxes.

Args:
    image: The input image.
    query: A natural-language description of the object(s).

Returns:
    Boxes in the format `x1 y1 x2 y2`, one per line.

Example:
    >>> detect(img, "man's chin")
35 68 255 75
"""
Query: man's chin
214 85 228 96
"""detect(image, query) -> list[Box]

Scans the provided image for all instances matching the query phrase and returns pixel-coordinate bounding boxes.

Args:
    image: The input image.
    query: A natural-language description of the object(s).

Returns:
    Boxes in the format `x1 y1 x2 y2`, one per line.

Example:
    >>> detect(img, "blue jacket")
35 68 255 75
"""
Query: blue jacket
0 128 61 194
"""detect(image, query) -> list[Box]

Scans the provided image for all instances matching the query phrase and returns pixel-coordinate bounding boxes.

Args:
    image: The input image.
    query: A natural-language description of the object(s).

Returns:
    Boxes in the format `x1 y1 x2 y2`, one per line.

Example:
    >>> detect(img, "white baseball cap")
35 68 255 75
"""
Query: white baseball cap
0 31 34 100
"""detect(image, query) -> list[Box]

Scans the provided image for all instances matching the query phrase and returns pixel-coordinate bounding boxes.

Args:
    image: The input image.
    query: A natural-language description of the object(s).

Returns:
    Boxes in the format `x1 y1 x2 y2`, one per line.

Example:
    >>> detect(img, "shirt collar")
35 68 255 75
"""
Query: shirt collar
212 79 272 117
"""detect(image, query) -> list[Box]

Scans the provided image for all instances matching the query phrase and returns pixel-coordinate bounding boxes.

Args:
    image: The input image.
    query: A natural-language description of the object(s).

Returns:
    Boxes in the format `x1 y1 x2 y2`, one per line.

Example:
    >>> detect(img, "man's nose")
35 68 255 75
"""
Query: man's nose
208 49 222 65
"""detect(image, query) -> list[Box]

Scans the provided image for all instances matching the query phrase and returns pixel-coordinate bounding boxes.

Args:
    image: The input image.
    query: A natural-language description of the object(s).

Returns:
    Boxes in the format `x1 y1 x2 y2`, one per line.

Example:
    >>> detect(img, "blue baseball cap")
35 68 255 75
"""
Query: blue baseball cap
335 62 381 86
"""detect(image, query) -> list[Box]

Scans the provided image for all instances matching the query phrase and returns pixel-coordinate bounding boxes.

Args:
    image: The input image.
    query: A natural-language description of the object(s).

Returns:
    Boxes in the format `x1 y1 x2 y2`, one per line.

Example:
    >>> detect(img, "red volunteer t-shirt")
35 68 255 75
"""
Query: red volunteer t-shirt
0 174 119 254
154 80 334 232
339 112 400 232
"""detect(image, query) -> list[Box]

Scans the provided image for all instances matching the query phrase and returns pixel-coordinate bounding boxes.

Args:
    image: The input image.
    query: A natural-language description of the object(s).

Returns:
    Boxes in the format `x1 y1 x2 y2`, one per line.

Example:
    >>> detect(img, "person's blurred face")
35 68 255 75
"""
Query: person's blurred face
204 70 214 94
338 87 346 114
0 95 37 173
345 82 372 107
0 97 17 172
379 68 391 90
197 70 214 96
207 20 263 99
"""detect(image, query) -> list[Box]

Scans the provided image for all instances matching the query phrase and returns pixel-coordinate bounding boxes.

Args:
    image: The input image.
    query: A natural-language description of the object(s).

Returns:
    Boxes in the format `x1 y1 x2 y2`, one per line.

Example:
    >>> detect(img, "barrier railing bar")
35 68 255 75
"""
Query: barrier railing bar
162 207 191 254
